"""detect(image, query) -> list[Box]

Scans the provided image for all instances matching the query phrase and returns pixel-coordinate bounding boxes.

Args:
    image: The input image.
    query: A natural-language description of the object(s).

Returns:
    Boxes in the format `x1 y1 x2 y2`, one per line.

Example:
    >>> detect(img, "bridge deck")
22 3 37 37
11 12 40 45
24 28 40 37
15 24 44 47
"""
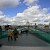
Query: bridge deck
0 33 50 47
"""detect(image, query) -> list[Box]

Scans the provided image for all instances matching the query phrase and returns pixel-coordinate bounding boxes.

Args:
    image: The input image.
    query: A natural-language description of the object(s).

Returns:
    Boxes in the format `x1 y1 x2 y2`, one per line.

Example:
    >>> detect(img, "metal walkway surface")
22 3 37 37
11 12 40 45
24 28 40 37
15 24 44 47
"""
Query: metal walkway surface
0 33 50 47
0 46 50 50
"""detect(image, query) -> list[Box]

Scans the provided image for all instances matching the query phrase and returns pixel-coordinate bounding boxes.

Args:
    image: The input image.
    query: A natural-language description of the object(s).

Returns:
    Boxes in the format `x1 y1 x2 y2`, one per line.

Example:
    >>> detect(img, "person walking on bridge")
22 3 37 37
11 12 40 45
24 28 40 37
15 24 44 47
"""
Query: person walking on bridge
7 28 13 41
13 28 19 41
0 26 2 35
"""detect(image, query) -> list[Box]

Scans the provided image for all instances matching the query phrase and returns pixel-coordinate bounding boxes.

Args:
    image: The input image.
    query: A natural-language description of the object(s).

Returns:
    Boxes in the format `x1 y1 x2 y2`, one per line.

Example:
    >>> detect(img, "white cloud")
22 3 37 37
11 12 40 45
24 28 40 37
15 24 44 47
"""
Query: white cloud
0 0 20 8
11 5 49 25
44 13 50 22
23 0 38 6
16 6 49 23
0 11 13 25
41 8 49 14
0 5 49 25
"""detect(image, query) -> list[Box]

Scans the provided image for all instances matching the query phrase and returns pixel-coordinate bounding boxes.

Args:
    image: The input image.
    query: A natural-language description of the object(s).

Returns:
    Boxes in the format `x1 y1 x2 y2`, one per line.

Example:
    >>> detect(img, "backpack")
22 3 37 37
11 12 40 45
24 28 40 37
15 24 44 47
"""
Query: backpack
13 30 17 35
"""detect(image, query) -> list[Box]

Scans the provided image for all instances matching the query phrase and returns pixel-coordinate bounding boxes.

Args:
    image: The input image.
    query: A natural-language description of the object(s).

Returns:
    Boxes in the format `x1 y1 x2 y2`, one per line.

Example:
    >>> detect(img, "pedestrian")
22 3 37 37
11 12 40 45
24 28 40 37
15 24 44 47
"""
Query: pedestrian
0 26 2 35
7 28 13 41
13 28 19 41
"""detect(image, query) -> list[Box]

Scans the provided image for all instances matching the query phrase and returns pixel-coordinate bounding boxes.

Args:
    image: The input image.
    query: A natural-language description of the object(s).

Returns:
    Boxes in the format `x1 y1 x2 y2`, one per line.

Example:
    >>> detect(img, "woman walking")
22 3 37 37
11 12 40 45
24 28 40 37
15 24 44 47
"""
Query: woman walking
7 28 13 41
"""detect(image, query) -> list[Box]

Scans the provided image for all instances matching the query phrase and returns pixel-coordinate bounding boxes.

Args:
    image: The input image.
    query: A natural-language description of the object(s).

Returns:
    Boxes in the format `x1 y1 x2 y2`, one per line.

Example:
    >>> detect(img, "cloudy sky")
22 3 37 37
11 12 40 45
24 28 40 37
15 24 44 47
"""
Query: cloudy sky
0 0 50 25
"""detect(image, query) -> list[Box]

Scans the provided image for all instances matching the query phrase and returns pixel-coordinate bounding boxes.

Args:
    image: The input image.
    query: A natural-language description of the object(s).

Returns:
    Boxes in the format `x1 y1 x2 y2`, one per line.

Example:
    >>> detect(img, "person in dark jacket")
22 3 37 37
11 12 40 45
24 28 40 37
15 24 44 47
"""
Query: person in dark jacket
0 26 2 35
13 28 19 41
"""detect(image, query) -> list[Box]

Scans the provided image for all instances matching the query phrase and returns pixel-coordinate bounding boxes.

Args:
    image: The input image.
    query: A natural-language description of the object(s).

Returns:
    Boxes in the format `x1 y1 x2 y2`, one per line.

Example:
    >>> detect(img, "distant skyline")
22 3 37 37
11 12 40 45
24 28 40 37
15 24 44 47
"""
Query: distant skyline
0 0 50 25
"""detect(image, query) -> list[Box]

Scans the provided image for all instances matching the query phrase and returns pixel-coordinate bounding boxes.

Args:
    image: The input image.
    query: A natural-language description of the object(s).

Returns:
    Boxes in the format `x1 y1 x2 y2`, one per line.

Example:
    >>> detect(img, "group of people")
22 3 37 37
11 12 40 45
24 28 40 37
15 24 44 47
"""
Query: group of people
7 28 19 41
0 26 19 47
0 25 30 42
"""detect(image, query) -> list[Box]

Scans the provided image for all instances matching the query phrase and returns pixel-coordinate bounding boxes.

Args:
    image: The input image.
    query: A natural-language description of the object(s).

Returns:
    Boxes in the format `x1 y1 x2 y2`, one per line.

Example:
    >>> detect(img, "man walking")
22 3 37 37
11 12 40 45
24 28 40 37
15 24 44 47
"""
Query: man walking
13 28 19 41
